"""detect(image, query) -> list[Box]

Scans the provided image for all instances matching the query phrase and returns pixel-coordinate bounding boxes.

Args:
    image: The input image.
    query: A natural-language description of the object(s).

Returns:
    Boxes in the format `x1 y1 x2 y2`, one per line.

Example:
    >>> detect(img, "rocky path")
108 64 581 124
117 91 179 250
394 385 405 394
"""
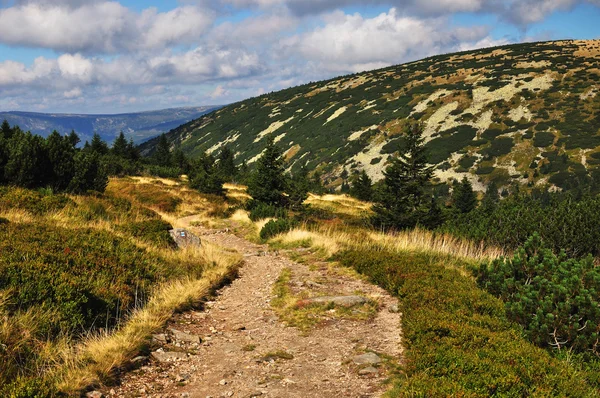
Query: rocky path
105 218 403 398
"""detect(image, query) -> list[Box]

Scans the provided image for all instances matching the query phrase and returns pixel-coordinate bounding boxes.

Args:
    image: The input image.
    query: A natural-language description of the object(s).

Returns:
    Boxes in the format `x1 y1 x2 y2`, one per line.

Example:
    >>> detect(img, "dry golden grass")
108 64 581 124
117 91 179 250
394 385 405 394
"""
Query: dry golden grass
271 225 505 263
55 243 241 394
0 208 35 223
129 176 181 186
304 193 373 217
229 209 252 224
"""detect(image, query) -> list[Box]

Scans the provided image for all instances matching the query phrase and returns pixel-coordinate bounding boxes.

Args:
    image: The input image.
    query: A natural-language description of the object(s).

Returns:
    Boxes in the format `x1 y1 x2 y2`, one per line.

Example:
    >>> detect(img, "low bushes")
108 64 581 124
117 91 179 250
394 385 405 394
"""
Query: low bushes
121 219 177 248
478 234 600 356
337 248 599 396
0 187 73 215
248 202 288 221
260 218 297 240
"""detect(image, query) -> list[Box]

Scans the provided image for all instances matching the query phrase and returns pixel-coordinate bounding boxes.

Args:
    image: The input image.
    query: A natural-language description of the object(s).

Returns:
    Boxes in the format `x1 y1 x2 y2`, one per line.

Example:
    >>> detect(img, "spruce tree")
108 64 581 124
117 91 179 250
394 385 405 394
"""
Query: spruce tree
1 119 12 140
46 131 76 191
111 132 129 158
153 134 172 167
189 153 224 196
90 133 109 155
68 130 80 148
288 166 310 210
68 152 108 193
217 146 237 181
247 136 288 207
350 170 373 201
453 176 477 213
481 181 500 212
4 131 49 188
372 122 433 230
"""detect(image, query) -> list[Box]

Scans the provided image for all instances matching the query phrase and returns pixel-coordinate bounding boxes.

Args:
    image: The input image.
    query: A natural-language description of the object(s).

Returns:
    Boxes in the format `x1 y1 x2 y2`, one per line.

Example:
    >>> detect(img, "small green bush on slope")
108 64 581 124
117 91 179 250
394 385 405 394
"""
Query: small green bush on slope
478 234 600 356
337 249 599 396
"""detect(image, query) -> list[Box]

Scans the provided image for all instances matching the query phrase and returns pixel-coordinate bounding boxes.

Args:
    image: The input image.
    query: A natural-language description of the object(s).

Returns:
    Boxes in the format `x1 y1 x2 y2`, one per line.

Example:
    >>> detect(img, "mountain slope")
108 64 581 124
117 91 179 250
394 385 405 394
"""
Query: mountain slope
0 106 219 144
142 40 600 192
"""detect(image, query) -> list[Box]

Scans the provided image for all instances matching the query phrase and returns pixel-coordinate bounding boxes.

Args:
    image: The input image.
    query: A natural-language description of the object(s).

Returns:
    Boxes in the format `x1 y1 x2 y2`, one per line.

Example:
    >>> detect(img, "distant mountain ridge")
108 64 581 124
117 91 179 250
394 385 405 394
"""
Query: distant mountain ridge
0 106 220 145
141 39 600 193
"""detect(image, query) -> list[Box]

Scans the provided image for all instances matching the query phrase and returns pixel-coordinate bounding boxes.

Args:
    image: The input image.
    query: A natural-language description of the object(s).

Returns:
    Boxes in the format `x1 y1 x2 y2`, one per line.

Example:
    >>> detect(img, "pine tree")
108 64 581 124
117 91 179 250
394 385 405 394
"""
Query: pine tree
90 133 109 155
68 130 80 148
1 119 12 140
481 181 500 212
68 152 108 193
247 136 288 207
153 134 172 167
172 149 190 173
216 146 237 181
46 131 76 191
4 131 49 188
422 195 444 229
111 132 129 158
189 153 224 196
288 166 310 210
127 139 140 161
372 122 433 230
349 170 373 201
453 176 477 213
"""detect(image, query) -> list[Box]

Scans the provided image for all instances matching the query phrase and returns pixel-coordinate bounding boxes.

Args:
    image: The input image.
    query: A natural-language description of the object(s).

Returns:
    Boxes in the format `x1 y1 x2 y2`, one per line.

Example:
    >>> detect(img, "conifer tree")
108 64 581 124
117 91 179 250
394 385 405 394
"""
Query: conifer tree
372 122 433 230
68 130 80 148
189 153 224 196
153 134 172 167
247 136 288 207
127 138 140 161
453 176 477 213
1 119 12 140
172 149 189 173
217 146 237 181
46 130 75 191
4 131 49 188
288 166 310 210
90 133 109 155
68 152 108 193
111 132 129 158
481 181 500 212
349 170 373 201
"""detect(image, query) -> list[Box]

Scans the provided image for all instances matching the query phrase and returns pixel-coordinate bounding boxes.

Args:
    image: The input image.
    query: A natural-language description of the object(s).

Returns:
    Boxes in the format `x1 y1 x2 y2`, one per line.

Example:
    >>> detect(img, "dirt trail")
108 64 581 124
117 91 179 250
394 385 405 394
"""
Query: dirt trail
106 216 403 398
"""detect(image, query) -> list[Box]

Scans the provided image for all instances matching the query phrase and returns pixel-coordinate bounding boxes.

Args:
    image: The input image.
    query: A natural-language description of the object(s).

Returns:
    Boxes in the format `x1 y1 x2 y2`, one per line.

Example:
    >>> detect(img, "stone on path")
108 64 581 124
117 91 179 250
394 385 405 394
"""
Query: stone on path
86 392 104 398
170 328 201 343
169 228 201 248
352 352 382 365
306 295 367 307
151 350 188 362
358 366 379 375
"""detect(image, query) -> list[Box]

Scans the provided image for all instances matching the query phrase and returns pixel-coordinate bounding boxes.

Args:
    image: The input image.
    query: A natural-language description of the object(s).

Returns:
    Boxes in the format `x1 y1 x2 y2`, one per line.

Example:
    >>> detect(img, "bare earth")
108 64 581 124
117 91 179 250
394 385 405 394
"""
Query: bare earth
105 218 403 398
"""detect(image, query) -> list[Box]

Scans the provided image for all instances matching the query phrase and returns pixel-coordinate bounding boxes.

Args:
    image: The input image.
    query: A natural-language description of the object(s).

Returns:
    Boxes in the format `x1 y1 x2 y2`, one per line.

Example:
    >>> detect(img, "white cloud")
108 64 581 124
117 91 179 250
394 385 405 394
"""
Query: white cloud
63 87 82 98
0 2 214 53
288 8 498 73
210 85 228 98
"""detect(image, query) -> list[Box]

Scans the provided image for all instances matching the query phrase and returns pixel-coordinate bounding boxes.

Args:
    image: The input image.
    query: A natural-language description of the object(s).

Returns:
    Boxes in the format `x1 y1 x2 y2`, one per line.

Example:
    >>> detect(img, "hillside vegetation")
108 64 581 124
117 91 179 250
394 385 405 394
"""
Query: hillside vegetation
142 39 600 193
0 177 241 396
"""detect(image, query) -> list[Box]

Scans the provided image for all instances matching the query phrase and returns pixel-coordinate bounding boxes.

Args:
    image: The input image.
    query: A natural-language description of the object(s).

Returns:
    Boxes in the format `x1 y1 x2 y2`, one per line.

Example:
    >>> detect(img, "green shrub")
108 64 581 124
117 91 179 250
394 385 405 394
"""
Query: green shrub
534 131 555 147
248 202 288 221
121 219 176 248
0 187 72 215
259 218 297 240
337 249 600 396
478 234 600 355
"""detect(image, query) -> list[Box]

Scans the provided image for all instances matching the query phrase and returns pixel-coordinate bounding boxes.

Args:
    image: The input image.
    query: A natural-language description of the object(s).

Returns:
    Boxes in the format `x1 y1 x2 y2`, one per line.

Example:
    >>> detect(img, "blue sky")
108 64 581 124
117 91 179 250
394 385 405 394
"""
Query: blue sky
0 0 598 114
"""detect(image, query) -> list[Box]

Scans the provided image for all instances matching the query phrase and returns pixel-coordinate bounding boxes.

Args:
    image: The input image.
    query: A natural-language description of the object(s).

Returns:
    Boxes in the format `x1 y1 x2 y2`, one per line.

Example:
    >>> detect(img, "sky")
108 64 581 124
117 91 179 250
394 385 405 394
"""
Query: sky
0 0 599 114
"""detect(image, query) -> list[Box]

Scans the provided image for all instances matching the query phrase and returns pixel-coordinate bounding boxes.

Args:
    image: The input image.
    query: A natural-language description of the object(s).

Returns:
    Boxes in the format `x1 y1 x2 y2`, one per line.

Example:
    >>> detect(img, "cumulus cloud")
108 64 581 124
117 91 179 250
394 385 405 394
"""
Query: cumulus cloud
0 2 214 53
286 8 502 73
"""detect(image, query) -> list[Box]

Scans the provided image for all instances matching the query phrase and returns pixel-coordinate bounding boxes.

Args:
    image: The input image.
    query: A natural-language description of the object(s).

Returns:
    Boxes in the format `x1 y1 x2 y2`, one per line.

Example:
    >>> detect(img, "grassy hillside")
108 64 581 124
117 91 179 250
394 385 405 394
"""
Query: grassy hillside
0 177 240 396
142 39 600 192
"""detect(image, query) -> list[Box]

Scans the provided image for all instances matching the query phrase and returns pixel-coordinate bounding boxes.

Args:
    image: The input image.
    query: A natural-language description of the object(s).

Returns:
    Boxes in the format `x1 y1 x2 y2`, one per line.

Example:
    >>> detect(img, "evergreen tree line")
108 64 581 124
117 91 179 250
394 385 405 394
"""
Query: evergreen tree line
0 120 109 193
